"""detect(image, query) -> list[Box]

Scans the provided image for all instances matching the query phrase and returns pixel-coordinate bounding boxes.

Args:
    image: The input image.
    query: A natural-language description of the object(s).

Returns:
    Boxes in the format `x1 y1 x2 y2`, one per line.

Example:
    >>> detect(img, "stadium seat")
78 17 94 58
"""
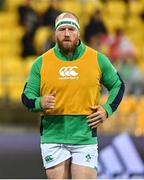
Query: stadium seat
0 85 4 98
22 56 36 77
1 57 24 77
104 16 125 33
34 26 52 54
61 0 82 17
135 111 144 135
106 1 126 17
129 0 144 15
126 16 143 30
117 96 136 115
31 0 50 14
6 0 25 10
7 79 25 102
0 12 18 27
0 69 4 98
139 61 144 73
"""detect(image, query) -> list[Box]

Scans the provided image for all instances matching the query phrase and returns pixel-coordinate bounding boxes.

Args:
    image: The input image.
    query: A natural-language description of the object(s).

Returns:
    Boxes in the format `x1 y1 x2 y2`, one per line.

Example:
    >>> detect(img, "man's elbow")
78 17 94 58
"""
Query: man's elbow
21 93 36 109
120 79 125 96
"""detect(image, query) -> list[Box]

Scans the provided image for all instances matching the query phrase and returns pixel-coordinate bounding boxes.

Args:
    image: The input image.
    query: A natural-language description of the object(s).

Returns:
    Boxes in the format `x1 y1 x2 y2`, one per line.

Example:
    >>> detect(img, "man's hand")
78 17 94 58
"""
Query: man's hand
87 105 107 129
41 91 56 110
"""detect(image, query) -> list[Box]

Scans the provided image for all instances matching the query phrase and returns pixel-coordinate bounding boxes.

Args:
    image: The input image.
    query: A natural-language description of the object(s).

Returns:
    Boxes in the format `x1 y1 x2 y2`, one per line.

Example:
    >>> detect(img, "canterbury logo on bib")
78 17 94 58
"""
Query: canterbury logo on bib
59 66 79 80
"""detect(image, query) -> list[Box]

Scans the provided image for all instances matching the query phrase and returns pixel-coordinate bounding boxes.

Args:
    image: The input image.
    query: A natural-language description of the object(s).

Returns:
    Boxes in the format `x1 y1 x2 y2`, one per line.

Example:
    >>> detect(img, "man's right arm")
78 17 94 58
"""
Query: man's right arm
21 56 42 112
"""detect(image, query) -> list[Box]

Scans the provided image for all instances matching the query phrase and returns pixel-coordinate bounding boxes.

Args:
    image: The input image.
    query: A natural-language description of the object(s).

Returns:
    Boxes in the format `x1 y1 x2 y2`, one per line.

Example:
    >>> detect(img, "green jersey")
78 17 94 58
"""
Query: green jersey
21 41 125 144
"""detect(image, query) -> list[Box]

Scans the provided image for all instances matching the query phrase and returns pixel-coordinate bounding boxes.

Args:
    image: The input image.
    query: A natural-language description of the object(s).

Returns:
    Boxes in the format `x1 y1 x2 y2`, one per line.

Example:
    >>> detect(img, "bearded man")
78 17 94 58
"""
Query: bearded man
22 12 125 179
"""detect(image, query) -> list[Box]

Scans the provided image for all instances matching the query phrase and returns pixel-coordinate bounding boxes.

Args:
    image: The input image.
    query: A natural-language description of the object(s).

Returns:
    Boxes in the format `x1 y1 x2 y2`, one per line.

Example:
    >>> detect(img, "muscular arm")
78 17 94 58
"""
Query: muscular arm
21 56 42 112
98 52 125 117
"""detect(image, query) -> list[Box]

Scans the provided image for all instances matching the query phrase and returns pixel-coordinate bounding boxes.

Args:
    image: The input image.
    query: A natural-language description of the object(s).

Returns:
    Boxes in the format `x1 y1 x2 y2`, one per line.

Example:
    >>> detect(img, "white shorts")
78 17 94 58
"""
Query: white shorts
40 143 98 169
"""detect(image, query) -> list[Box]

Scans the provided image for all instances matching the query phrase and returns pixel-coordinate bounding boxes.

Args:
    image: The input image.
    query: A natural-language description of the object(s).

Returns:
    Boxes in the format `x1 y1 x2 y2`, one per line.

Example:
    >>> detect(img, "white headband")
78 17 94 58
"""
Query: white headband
55 18 80 31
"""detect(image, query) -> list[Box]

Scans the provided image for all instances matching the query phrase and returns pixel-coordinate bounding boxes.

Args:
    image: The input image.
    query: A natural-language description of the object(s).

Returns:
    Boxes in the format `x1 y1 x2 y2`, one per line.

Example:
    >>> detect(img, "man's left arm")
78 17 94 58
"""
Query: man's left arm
87 52 125 128
98 52 125 117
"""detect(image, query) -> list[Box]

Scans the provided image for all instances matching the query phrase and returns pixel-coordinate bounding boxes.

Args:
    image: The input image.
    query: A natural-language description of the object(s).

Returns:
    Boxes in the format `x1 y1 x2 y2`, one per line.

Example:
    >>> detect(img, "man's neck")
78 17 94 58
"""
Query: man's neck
60 49 75 58
53 40 86 61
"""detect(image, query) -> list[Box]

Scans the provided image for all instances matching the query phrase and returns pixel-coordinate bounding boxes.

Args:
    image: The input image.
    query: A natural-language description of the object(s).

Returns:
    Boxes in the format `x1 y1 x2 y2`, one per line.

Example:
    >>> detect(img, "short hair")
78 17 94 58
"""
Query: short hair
55 12 79 24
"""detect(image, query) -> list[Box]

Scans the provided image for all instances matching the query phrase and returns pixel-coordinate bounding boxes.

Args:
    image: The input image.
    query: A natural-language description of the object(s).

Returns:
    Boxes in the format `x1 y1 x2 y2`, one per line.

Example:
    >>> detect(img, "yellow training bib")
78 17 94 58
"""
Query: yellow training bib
40 46 101 115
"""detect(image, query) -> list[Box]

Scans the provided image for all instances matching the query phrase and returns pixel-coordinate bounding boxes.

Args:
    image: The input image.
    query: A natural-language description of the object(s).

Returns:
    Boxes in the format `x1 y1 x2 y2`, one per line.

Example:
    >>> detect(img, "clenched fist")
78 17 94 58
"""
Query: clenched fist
40 91 56 110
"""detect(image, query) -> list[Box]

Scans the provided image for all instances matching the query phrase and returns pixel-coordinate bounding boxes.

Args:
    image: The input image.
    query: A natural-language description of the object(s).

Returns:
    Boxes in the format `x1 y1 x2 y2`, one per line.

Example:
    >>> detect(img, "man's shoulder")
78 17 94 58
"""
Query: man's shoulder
31 55 43 71
86 46 106 58
41 48 55 59
85 45 97 53
34 55 43 65
83 44 110 64
85 45 104 58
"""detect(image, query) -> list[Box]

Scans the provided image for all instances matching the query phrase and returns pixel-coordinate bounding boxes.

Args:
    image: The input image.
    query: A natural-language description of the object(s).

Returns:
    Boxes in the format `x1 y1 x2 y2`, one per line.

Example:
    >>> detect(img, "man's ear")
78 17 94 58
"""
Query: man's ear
78 31 80 38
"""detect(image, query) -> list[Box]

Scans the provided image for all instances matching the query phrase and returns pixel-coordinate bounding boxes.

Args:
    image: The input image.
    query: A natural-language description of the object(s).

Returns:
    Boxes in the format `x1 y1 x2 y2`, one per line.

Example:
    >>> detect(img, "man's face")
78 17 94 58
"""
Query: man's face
55 24 80 53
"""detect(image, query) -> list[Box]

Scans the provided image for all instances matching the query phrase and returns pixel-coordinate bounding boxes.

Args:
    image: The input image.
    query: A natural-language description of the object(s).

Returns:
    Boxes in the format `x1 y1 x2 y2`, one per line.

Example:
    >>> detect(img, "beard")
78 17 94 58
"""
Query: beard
57 38 78 55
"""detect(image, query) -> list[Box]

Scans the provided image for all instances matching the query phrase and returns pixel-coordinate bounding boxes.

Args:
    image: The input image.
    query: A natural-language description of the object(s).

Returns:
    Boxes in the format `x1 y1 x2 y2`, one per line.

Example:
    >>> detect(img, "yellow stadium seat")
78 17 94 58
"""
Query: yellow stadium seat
0 67 4 98
104 15 125 33
118 95 136 115
5 78 25 102
106 1 126 17
129 0 144 15
34 26 52 53
0 12 18 27
1 57 25 78
83 1 103 16
6 0 25 10
139 60 144 73
0 26 24 44
22 56 36 77
126 15 143 30
31 0 50 14
135 111 144 135
0 44 21 57
60 1 82 16
0 85 3 98
135 96 144 113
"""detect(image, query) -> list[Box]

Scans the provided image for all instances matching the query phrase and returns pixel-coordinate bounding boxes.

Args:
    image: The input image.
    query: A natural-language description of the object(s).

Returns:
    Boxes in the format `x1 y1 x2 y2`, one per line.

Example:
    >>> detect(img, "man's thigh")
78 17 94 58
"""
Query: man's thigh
71 163 97 179
40 144 71 178
40 144 71 169
46 158 71 179
68 144 98 179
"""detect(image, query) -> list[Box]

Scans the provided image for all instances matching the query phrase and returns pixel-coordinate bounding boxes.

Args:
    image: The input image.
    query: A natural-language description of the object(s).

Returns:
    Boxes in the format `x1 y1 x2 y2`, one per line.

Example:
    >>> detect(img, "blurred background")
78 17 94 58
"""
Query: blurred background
0 0 144 178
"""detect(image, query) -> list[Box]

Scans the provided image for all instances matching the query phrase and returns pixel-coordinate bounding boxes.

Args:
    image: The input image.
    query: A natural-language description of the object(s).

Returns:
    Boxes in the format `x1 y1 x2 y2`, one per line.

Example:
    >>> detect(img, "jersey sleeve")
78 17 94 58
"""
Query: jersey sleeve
97 52 125 117
21 56 42 112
